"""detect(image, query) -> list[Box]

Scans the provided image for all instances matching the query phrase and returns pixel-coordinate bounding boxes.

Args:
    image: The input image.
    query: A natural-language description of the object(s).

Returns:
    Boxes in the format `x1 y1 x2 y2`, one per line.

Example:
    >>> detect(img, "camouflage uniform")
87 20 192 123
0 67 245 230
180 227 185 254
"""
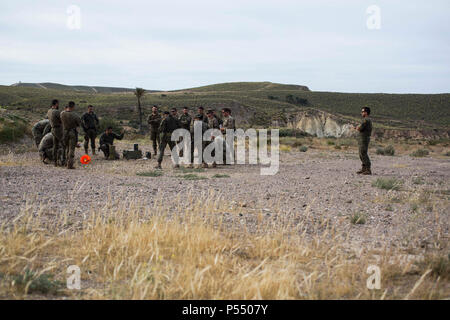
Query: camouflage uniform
178 113 192 130
81 112 99 154
157 115 180 165
221 115 236 164
147 113 162 155
47 108 65 165
99 131 124 159
31 119 51 147
38 132 63 163
61 110 81 169
207 116 220 166
190 119 208 166
358 117 372 173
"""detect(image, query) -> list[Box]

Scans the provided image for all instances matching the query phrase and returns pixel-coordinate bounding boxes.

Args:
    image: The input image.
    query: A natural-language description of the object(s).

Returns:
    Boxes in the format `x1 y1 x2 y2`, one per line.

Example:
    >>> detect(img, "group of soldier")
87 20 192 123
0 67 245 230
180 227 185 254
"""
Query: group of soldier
147 105 236 169
32 100 236 170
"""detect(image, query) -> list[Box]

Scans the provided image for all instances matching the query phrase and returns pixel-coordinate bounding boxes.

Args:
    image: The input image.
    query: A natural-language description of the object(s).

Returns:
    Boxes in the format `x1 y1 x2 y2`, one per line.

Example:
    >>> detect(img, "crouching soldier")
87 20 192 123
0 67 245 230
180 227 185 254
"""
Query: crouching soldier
99 127 124 159
38 132 62 164
32 119 51 147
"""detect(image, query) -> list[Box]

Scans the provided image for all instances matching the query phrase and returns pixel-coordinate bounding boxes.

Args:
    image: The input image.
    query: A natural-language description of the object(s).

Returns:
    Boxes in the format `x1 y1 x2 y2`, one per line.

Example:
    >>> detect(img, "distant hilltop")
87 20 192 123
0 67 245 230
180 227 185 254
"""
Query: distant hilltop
10 82 158 94
10 81 310 93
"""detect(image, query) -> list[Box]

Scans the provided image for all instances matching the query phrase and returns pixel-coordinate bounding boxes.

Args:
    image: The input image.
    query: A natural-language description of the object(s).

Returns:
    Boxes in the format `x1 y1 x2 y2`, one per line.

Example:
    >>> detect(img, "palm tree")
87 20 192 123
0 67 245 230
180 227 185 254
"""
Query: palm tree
134 87 146 133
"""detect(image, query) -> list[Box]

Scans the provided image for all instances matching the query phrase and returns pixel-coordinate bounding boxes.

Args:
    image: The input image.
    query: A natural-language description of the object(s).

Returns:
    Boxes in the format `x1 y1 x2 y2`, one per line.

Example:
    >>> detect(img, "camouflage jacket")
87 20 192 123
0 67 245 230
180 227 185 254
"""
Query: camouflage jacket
358 118 372 140
207 116 220 129
147 113 162 132
61 110 81 132
81 112 99 131
32 119 50 134
222 115 236 130
47 108 62 128
159 115 179 134
190 120 208 136
178 114 192 130
38 133 54 152
99 132 124 146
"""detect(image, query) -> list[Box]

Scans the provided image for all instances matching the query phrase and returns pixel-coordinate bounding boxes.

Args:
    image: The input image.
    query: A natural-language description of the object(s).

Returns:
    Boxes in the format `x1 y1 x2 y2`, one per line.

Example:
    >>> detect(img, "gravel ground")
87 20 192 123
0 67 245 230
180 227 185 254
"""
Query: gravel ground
1 141 449 250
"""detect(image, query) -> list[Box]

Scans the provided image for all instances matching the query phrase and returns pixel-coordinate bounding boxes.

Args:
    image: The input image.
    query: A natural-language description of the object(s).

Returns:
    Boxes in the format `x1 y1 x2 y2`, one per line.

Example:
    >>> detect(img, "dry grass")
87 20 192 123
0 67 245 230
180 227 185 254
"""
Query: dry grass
0 195 448 300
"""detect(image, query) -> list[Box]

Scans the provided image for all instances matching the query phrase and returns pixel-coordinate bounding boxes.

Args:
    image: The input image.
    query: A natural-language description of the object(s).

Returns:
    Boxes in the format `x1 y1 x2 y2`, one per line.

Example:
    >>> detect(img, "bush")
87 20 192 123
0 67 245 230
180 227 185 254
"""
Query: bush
376 145 395 156
98 117 123 134
350 212 367 225
136 171 163 177
12 269 62 295
372 178 402 191
299 146 308 152
410 149 429 157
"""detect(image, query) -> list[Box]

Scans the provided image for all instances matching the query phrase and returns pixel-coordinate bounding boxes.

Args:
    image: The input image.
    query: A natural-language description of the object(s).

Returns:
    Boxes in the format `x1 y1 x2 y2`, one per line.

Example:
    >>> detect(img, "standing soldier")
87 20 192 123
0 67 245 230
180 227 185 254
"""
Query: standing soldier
212 110 223 127
197 106 208 123
188 114 208 168
206 110 220 168
147 105 162 157
179 107 192 130
31 119 51 147
61 101 81 169
221 108 236 164
81 105 99 155
354 107 373 175
47 99 65 166
155 110 180 169
99 127 125 159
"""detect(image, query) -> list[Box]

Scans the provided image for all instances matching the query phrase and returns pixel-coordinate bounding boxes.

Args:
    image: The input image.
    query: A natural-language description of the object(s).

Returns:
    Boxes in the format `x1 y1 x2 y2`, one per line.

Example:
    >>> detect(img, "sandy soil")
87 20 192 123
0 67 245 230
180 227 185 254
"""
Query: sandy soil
0 140 449 250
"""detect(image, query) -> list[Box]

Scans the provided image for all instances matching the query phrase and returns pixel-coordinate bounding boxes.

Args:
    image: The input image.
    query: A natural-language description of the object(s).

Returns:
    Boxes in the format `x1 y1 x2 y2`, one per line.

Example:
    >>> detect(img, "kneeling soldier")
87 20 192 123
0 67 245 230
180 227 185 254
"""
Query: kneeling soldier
32 119 51 147
38 132 64 164
99 126 124 159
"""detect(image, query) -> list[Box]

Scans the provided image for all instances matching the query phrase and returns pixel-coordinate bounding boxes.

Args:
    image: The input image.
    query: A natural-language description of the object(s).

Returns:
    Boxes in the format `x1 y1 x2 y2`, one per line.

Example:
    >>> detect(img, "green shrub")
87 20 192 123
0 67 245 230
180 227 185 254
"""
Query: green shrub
372 178 402 191
350 212 367 225
327 140 335 145
136 171 163 177
12 269 63 295
0 122 28 143
98 117 123 134
299 146 308 152
376 145 395 156
180 174 207 180
212 174 230 178
410 149 429 157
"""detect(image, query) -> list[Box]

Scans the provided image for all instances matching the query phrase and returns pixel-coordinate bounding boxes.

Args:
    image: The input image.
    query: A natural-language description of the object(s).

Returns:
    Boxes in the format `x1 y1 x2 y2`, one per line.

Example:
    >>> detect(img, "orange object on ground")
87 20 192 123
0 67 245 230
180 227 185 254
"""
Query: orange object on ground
80 154 91 165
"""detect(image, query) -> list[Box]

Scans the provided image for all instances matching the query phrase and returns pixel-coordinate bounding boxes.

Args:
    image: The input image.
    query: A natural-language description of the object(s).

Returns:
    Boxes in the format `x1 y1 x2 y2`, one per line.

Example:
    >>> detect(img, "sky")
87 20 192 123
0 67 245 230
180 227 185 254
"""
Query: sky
0 0 449 93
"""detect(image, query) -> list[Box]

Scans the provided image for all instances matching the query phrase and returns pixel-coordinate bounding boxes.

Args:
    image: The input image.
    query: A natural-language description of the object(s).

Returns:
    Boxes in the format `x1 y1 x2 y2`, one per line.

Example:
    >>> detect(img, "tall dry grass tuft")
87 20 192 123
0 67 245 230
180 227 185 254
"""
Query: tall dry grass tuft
0 194 448 299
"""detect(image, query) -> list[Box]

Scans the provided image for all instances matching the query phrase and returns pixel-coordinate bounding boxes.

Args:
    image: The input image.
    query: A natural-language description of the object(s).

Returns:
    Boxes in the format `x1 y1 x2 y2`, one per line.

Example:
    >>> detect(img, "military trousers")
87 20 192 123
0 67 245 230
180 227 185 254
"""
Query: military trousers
358 138 371 170
157 134 177 164
52 127 66 164
83 129 97 153
63 129 77 168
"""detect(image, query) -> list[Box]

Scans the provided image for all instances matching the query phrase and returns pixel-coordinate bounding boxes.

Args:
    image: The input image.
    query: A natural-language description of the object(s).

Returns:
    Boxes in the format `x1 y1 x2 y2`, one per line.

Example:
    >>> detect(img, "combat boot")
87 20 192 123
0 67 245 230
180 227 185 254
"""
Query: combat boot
173 164 180 169
155 162 162 169
211 162 217 168
357 165 366 174
92 149 96 155
202 163 208 168
67 160 75 169
362 168 372 175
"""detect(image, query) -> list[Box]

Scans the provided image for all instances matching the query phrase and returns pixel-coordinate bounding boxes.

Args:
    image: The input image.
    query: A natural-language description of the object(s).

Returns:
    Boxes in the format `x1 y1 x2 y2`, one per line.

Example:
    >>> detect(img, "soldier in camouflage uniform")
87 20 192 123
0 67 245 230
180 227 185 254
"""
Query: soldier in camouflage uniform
197 106 208 123
206 110 220 168
38 132 64 164
354 106 373 175
47 99 66 166
31 119 51 147
187 114 208 168
147 105 162 156
221 108 236 164
178 107 192 130
81 105 99 155
155 111 180 169
99 127 125 159
61 101 81 169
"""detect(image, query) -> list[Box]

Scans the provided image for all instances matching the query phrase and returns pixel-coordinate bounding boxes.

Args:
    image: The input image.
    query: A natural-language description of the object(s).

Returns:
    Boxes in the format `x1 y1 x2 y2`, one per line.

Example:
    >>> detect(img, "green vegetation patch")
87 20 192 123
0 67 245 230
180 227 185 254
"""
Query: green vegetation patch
410 149 429 157
372 178 402 191
212 174 230 178
136 171 163 177
350 212 367 225
12 269 63 295
180 174 208 180
376 145 395 156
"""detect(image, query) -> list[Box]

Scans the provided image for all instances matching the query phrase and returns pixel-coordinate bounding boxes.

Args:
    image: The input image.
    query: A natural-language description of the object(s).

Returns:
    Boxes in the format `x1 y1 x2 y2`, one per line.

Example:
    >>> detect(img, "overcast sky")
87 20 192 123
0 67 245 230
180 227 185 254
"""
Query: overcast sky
0 0 449 93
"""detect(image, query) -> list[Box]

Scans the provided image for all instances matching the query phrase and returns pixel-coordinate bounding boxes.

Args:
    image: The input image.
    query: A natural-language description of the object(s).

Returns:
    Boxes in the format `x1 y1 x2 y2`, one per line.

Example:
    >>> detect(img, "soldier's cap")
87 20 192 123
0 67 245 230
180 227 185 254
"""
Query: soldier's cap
163 111 170 115
206 110 213 114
